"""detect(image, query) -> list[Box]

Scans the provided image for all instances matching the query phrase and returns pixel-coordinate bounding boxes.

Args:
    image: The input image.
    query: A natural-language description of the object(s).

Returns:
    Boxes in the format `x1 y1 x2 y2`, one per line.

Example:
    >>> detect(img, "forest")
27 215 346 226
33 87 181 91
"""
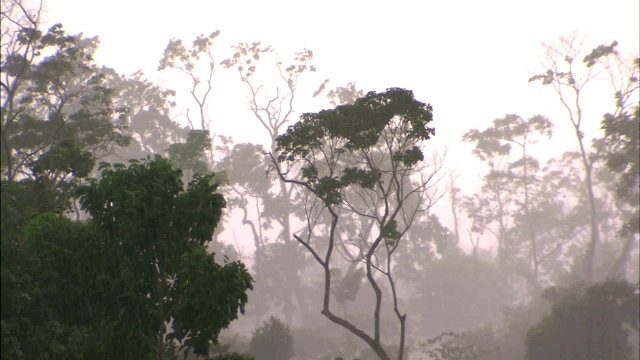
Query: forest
1 1 639 359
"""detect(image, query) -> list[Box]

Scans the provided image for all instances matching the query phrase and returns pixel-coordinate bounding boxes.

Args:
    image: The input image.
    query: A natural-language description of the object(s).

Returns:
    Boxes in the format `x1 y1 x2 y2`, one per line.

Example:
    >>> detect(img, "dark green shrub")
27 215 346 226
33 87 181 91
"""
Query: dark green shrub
249 316 294 360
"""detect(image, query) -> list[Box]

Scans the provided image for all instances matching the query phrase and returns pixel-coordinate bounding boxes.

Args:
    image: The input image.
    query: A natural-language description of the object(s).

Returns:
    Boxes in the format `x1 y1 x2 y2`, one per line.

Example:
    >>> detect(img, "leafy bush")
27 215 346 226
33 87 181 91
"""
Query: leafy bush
249 317 294 360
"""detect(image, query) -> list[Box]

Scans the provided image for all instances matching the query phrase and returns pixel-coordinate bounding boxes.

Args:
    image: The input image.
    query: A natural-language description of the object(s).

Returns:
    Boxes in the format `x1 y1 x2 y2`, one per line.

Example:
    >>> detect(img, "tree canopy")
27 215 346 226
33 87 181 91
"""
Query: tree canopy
2 156 253 359
272 87 443 360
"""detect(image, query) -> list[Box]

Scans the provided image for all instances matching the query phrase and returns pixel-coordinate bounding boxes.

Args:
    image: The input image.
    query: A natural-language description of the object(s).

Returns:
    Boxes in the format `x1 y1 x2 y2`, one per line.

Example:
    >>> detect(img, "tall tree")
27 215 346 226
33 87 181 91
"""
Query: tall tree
220 43 318 326
464 114 557 291
103 67 186 160
529 34 639 281
1 14 130 182
158 31 219 133
1 1 133 226
271 88 444 360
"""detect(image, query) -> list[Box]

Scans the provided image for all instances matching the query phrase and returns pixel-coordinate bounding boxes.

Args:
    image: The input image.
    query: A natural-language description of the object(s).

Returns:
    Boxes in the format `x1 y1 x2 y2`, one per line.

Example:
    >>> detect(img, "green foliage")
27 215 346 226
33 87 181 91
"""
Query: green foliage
1 156 252 359
31 138 95 178
525 280 639 360
601 106 639 234
274 88 437 360
276 88 433 207
77 156 251 357
314 176 343 205
1 22 130 181
393 145 424 167
170 246 253 355
340 167 381 189
2 212 98 359
382 219 401 247
277 88 434 161
250 316 295 360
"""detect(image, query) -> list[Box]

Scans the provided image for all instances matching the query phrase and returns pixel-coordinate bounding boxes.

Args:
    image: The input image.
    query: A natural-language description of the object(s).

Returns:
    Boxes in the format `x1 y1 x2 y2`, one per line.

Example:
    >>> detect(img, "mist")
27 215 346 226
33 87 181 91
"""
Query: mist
1 1 639 359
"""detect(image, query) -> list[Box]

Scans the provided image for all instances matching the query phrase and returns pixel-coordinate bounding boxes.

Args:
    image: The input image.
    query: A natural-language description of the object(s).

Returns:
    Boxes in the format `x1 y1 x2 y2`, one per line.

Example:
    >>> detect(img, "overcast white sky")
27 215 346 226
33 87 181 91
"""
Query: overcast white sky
41 0 639 151
38 0 639 252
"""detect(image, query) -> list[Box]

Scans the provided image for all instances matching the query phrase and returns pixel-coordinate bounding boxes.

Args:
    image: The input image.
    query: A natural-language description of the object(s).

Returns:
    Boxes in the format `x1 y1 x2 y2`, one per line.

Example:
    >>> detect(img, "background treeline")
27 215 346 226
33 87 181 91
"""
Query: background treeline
1 1 638 359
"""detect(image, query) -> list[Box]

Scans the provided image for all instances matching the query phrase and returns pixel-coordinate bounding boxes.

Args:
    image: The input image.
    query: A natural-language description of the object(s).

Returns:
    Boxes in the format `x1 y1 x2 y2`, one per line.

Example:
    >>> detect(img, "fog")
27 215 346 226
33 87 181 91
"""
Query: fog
1 1 639 359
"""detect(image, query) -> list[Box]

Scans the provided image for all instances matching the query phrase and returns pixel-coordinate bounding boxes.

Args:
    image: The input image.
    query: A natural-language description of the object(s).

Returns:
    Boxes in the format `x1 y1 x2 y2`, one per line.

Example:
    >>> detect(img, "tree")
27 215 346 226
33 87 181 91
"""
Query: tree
271 88 444 360
1 3 131 227
220 42 318 327
423 328 498 360
158 31 219 133
601 105 639 230
1 14 130 182
525 280 639 360
2 156 253 359
75 156 253 359
601 103 639 280
1 211 96 359
529 34 639 281
249 316 294 360
463 114 561 292
166 129 213 181
102 67 186 160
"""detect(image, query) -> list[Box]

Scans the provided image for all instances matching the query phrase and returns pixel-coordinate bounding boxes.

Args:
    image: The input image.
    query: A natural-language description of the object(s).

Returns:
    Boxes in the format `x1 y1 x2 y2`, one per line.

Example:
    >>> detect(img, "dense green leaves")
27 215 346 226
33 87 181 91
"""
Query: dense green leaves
277 88 434 162
170 246 253 356
273 87 440 360
78 156 251 357
2 156 252 359
277 88 434 209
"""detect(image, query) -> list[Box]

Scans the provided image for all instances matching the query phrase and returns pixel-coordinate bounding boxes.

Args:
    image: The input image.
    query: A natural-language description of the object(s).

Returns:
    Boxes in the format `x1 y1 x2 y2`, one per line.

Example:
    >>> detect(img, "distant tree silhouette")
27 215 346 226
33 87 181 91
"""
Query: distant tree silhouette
525 280 639 360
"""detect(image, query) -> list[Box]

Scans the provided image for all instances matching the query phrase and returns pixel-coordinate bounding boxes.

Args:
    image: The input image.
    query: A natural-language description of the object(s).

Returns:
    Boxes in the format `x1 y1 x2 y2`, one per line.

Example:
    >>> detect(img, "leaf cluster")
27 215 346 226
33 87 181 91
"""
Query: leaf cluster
277 88 434 161
0 156 254 358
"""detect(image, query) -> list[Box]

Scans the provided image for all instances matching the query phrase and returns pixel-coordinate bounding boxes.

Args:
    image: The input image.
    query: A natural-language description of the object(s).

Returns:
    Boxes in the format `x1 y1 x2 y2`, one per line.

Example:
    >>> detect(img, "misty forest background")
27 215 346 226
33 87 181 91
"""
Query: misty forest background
1 1 639 360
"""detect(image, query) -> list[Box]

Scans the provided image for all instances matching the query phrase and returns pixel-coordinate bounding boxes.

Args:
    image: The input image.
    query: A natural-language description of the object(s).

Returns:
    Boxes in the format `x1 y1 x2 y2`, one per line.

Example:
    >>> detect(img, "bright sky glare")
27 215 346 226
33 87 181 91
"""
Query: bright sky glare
38 0 639 253
41 0 638 151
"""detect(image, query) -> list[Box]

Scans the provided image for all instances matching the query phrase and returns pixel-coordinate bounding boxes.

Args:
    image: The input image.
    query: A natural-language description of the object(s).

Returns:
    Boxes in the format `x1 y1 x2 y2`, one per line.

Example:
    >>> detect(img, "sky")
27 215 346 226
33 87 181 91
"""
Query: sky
40 0 639 146
40 0 639 250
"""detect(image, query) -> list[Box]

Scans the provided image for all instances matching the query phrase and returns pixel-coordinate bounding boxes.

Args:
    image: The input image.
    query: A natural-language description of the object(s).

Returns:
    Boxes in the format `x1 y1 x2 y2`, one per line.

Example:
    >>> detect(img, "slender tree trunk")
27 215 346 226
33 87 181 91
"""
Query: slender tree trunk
450 186 461 248
575 130 600 282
